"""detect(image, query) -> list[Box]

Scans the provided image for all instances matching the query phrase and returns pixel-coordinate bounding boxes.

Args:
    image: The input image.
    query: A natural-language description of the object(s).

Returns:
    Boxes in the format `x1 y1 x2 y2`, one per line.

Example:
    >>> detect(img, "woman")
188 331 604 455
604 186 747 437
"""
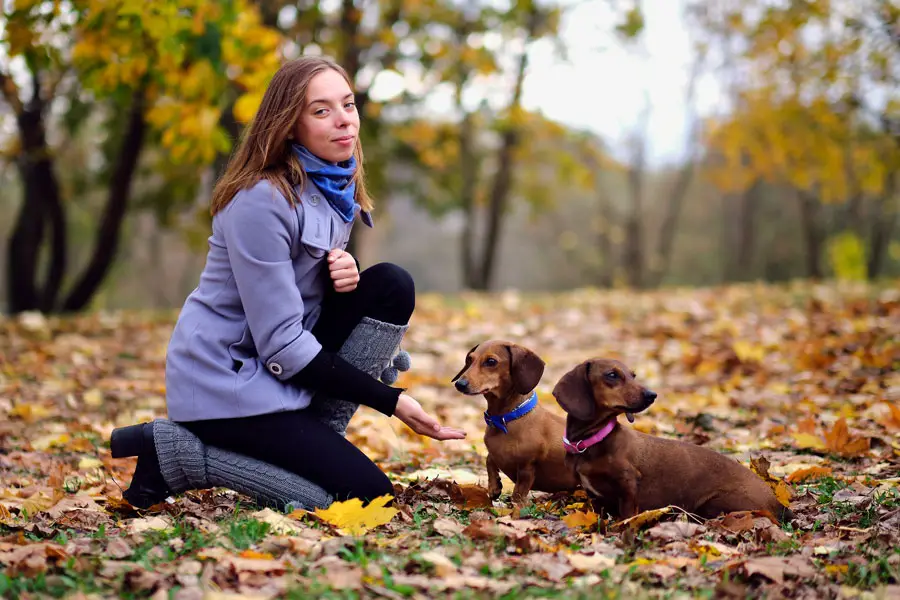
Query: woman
110 56 466 511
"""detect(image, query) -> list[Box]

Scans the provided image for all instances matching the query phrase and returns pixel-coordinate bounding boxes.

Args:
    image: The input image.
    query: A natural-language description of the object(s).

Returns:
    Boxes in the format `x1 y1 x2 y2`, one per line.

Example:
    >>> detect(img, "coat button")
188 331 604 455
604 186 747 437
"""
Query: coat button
268 362 283 376
309 194 321 206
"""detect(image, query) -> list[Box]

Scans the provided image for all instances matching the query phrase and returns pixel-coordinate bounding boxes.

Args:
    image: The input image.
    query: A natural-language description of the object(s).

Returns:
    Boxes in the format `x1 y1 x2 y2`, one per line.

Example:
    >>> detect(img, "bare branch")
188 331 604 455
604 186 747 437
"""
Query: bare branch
0 71 24 115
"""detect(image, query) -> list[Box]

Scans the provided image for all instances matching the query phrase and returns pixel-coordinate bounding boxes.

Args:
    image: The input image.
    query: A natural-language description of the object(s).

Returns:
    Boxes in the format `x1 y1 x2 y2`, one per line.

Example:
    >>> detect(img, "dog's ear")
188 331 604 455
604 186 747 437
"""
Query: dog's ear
552 361 596 421
507 344 545 395
451 344 479 382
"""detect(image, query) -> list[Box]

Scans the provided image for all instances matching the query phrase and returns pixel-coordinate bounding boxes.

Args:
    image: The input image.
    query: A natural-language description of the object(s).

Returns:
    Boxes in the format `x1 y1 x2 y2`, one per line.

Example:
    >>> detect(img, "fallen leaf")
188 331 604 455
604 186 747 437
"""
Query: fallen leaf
791 432 827 451
451 484 493 509
786 466 834 483
740 556 816 584
647 520 703 541
431 517 465 537
613 507 672 532
567 552 616 572
824 418 870 456
561 510 598 530
314 495 398 536
127 516 171 535
418 550 459 576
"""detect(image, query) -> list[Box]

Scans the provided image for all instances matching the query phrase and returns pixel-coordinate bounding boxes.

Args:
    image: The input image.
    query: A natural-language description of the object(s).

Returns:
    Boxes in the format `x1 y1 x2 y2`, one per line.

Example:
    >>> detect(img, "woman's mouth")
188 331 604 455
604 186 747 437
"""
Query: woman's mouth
333 136 355 146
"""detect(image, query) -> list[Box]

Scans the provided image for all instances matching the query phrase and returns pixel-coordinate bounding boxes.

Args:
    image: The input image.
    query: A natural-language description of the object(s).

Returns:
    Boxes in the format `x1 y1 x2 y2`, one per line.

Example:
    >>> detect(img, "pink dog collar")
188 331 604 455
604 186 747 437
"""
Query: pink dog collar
563 419 617 454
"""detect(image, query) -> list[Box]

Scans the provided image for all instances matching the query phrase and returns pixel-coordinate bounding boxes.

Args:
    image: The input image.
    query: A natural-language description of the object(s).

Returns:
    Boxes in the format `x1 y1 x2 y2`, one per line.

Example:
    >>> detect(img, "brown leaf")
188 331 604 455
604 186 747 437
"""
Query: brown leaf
647 520 703 541
462 519 501 540
106 538 133 559
824 418 870 456
720 511 756 534
431 517 465 537
740 556 816 584
451 484 493 509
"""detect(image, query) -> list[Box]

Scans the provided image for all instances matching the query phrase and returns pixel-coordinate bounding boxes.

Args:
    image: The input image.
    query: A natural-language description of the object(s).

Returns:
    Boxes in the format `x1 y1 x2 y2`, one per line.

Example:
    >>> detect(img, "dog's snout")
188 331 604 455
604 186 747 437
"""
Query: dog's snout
454 378 469 392
642 389 657 404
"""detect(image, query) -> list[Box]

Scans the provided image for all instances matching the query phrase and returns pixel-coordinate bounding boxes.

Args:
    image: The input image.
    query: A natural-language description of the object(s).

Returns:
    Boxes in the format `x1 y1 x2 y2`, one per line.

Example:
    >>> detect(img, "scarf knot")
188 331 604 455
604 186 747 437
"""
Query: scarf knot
292 144 358 223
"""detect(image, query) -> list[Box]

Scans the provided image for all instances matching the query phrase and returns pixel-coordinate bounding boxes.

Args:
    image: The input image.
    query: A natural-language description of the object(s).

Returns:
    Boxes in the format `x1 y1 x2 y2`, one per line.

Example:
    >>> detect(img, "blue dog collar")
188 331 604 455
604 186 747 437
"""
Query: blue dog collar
484 391 538 434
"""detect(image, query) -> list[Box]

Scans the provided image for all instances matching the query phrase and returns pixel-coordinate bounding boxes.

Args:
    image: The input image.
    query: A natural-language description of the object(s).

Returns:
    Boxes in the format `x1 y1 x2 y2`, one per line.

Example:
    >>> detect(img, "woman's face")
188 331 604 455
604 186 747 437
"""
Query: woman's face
293 69 360 163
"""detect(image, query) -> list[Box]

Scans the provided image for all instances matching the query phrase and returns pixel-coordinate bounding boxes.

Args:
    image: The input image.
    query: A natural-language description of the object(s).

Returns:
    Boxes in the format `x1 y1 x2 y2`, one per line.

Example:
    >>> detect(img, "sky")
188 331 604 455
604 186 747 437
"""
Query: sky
369 0 727 168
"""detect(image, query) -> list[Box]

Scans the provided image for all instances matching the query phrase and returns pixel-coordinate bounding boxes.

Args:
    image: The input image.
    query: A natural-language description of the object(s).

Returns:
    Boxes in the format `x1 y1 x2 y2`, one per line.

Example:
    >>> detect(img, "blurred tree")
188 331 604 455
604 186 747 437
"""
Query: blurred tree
0 0 281 313
690 0 900 280
383 0 639 290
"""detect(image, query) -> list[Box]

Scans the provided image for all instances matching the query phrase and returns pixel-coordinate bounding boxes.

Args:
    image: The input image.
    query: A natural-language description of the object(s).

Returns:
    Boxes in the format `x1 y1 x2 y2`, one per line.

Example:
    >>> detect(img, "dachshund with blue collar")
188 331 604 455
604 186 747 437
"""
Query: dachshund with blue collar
451 340 579 506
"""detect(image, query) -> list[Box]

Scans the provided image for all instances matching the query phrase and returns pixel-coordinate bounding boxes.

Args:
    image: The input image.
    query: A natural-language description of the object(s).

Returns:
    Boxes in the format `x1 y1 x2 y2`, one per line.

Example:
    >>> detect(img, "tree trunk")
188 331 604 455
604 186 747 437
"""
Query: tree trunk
797 189 824 279
595 186 614 288
7 70 67 314
459 109 478 289
62 87 147 311
735 179 760 280
867 173 899 279
647 161 694 287
471 6 539 290
624 165 643 288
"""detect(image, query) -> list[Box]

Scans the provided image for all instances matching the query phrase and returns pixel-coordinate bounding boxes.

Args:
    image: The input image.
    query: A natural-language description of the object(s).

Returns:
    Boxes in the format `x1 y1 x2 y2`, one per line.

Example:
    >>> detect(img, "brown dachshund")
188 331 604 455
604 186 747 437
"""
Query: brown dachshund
452 340 579 506
552 358 793 523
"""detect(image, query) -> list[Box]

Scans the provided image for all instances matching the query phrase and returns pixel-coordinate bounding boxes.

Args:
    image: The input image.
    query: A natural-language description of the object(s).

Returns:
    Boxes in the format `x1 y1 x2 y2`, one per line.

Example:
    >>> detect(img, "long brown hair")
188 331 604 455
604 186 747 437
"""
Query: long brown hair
210 56 373 215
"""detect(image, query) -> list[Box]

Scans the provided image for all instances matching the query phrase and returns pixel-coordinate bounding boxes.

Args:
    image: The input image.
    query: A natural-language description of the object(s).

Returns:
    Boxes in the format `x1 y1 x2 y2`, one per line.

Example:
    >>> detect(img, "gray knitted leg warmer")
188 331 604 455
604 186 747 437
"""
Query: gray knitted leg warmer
152 419 333 512
306 317 410 437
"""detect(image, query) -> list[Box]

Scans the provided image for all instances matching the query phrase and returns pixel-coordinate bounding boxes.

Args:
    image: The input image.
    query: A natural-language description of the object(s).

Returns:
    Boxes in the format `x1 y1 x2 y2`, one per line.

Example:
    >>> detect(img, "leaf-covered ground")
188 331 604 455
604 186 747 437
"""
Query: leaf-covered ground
1 281 899 599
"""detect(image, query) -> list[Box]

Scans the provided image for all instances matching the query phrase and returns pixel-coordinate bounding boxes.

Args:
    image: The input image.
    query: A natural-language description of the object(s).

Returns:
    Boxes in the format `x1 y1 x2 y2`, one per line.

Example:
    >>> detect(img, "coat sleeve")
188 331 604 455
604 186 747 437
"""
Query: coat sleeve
218 183 322 380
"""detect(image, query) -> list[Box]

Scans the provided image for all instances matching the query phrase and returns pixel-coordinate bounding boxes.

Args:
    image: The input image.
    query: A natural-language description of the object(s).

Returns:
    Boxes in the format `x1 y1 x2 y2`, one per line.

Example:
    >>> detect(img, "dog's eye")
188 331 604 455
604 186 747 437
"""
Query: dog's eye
483 357 498 367
605 371 619 381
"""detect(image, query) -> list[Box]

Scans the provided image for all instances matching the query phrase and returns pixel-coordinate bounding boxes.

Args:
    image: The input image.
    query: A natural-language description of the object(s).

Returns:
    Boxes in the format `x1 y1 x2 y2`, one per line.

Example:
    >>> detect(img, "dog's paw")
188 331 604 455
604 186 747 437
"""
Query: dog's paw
511 494 529 508
488 486 502 501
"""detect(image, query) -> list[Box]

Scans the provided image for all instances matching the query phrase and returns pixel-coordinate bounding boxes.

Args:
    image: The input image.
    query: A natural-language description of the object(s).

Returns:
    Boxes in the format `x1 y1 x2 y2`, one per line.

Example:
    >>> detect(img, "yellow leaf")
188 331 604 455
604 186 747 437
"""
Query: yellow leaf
233 92 263 124
561 510 598 529
0 503 14 524
774 481 792 508
78 457 103 470
733 341 765 363
82 389 104 407
613 507 672 531
31 434 70 451
313 495 397 536
790 432 827 451
238 549 274 560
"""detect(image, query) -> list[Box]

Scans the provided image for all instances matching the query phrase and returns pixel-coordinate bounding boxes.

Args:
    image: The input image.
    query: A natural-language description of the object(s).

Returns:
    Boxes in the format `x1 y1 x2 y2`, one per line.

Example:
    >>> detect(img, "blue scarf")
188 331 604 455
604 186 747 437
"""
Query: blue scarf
291 144 358 223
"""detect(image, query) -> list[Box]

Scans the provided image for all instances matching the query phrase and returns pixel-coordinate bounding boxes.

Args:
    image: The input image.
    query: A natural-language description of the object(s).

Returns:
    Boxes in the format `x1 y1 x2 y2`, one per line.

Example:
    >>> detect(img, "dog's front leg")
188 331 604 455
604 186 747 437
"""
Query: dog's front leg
510 464 536 507
486 454 502 500
615 466 641 520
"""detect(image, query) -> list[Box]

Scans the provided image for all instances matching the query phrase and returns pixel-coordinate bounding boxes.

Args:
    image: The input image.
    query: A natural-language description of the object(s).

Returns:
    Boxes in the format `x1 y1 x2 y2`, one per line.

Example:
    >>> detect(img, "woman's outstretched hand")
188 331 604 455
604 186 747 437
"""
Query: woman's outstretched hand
394 394 467 441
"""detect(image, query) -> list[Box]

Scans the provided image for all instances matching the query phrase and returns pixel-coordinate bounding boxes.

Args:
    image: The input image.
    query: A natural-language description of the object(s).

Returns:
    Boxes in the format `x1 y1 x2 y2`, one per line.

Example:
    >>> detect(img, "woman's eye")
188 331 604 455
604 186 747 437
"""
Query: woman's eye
314 108 327 116
344 102 356 110
484 357 498 367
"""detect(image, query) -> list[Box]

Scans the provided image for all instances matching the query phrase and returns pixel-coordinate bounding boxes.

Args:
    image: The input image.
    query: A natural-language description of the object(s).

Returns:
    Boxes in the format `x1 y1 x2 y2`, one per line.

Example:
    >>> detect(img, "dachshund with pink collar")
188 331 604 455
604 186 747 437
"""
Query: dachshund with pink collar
552 358 793 522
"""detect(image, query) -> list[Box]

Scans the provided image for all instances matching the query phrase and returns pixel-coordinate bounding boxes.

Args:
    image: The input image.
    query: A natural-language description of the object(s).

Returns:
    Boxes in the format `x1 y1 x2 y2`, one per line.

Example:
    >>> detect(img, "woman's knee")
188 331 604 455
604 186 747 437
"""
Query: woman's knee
345 470 394 504
361 262 415 322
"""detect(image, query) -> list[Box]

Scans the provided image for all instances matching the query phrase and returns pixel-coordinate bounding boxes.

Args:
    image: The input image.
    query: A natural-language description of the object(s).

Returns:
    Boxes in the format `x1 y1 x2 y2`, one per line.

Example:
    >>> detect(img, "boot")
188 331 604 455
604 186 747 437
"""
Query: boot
110 420 333 512
305 316 411 437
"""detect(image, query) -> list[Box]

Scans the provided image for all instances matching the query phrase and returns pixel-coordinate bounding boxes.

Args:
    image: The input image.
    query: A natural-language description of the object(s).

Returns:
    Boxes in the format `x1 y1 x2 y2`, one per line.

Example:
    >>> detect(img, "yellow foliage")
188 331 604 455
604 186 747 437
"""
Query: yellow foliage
826 232 867 282
699 2 900 204
313 495 398 536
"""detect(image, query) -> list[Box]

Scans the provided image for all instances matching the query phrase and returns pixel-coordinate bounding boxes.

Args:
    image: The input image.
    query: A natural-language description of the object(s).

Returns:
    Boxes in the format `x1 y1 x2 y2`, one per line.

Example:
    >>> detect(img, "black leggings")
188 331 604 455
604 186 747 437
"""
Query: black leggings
181 263 415 502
